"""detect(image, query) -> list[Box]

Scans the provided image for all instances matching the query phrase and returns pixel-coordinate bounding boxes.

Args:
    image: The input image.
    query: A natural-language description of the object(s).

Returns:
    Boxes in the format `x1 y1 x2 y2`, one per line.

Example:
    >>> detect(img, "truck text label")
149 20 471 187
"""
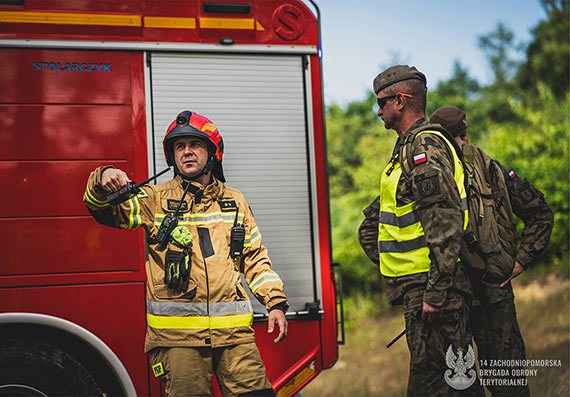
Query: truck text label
32 62 112 72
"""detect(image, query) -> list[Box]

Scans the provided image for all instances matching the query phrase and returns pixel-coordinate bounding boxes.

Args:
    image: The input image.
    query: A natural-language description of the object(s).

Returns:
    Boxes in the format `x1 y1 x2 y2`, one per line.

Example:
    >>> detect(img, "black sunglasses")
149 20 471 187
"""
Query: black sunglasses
377 93 413 109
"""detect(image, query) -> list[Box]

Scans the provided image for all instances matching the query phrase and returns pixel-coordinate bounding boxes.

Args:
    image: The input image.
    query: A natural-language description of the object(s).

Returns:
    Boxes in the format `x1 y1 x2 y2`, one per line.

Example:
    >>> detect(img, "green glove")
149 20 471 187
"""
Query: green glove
171 226 193 248
164 227 193 292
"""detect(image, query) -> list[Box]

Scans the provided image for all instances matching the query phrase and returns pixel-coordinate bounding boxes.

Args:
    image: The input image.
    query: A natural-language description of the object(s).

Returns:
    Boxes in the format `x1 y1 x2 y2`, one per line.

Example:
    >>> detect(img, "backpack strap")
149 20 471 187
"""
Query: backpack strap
399 122 464 180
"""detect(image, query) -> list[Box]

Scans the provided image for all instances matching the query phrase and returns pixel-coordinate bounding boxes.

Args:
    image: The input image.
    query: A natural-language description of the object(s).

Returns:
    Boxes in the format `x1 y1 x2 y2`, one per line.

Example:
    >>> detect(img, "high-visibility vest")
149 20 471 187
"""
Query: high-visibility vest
378 130 468 277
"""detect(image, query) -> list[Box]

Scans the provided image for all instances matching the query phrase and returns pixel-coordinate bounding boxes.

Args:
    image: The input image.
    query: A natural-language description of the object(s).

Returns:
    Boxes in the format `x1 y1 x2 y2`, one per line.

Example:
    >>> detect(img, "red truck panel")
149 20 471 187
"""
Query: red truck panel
0 1 319 46
0 283 149 395
0 160 131 217
0 217 142 276
0 49 132 104
0 105 133 161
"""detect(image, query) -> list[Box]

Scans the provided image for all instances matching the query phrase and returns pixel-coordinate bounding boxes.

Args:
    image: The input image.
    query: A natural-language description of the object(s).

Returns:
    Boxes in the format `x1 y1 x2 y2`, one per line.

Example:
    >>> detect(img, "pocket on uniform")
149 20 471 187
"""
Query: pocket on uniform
149 348 169 383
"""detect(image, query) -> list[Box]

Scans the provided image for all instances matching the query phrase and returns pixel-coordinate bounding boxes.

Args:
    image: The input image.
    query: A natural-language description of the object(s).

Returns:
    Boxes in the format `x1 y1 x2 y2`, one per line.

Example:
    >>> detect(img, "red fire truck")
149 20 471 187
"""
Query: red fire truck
0 0 344 395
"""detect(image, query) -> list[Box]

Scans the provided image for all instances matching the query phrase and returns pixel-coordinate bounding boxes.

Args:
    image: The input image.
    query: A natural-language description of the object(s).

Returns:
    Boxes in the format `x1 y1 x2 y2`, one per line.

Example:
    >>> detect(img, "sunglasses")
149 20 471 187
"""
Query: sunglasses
377 93 413 109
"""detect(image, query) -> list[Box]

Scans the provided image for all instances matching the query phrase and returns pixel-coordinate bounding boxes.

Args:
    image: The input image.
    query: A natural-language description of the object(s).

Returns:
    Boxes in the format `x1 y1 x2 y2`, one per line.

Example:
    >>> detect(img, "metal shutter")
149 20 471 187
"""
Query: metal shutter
149 52 315 312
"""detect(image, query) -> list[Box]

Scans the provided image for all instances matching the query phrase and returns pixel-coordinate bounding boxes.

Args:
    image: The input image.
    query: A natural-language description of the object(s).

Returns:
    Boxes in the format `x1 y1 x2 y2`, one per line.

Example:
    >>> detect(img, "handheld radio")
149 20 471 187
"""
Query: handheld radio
156 181 194 247
230 208 245 259
106 167 171 206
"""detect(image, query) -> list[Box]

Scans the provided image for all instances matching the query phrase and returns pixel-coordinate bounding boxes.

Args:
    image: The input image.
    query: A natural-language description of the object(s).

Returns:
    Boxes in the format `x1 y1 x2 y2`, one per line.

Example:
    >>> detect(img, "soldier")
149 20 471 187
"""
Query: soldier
84 110 288 396
430 106 554 397
370 65 484 396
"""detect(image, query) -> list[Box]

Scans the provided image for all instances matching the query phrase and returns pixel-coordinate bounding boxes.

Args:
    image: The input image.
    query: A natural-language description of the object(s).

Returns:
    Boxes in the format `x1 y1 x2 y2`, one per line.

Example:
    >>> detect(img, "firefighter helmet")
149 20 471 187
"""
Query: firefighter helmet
163 110 225 182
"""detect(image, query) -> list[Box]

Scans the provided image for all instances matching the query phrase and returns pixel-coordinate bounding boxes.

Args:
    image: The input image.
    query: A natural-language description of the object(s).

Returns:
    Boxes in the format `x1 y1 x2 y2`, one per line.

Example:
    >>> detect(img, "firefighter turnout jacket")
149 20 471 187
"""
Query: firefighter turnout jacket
84 167 289 352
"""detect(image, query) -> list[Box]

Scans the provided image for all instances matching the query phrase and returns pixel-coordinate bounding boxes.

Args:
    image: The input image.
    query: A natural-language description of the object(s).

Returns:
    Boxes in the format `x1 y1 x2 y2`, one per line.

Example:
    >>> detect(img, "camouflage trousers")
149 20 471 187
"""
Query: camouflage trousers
472 297 530 397
403 287 485 397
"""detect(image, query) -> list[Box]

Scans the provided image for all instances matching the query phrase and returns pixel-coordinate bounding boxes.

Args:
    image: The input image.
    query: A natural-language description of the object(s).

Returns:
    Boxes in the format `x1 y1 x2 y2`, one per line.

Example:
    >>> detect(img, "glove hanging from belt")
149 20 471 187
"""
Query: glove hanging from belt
164 226 193 293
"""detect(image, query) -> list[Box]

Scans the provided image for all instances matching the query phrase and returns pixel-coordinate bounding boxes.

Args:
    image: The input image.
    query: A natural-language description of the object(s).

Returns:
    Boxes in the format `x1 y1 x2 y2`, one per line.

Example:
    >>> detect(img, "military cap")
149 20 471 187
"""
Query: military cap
373 65 426 94
430 106 468 138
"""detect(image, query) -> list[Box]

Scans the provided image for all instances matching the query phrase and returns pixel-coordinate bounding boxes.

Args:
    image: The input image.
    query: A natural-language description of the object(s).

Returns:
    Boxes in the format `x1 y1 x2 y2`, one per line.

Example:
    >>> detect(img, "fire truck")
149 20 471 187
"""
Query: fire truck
0 0 344 395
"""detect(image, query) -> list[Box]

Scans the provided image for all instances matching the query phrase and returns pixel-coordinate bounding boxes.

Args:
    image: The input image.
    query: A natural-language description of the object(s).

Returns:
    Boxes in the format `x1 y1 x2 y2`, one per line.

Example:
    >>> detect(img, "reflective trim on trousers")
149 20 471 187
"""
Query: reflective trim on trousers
378 235 427 253
146 300 253 316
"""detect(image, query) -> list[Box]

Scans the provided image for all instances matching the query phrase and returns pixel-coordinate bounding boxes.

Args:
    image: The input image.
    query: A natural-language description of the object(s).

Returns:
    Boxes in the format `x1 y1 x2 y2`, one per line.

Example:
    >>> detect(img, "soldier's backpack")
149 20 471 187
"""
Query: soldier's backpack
399 124 517 284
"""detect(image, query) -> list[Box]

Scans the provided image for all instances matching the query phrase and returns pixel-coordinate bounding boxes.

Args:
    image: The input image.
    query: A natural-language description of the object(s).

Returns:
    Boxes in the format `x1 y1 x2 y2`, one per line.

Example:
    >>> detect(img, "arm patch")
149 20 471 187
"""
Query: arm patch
413 170 445 207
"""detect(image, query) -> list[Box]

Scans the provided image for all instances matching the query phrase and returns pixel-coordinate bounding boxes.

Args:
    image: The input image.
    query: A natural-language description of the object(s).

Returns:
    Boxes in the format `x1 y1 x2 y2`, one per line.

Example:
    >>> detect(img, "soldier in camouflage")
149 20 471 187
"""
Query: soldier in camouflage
369 65 484 396
430 106 554 397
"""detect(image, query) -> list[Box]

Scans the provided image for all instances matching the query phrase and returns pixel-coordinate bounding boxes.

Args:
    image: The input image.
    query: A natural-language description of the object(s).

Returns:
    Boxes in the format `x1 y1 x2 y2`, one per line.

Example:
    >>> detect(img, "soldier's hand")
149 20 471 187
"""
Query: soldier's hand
268 309 287 344
500 261 525 287
101 168 131 193
421 301 443 323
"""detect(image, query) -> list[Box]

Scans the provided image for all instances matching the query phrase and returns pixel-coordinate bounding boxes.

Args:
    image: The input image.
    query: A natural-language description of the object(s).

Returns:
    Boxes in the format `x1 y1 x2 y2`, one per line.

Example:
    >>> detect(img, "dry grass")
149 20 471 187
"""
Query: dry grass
302 276 569 396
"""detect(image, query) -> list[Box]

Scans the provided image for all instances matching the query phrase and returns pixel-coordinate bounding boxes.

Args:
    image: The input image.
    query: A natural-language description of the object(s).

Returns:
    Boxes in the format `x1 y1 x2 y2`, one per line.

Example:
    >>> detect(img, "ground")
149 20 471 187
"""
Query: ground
302 275 569 396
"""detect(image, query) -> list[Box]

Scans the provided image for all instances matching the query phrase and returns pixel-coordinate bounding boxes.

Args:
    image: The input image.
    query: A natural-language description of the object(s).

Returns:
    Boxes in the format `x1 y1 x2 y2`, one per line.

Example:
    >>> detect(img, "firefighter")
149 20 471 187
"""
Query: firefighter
371 65 484 396
430 106 554 397
84 110 288 396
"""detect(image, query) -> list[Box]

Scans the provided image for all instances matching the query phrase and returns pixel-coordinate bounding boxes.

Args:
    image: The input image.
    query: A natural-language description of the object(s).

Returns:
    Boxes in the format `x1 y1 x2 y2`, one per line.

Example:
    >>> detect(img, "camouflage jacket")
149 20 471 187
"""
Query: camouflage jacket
360 135 554 305
479 161 553 304
371 118 472 306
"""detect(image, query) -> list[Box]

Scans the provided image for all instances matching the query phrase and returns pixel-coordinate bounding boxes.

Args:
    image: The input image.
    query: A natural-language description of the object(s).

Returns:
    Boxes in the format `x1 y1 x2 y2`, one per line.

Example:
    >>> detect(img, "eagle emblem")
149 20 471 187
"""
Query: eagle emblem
444 345 477 390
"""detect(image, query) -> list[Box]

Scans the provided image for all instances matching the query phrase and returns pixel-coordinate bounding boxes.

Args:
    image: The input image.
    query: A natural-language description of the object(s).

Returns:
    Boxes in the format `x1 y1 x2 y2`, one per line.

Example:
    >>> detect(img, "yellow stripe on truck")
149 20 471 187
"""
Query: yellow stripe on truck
144 16 196 29
0 11 141 26
199 17 254 30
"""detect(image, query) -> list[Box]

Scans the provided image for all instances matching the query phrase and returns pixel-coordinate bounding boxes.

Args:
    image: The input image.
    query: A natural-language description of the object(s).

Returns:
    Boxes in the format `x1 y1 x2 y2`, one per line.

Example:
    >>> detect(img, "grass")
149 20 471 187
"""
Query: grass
302 274 569 396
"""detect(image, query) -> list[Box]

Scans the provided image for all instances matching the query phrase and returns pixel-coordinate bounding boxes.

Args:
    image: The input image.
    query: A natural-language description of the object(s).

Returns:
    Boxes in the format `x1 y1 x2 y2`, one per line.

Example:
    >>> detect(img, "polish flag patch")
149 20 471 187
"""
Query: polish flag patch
413 153 427 165
508 170 516 179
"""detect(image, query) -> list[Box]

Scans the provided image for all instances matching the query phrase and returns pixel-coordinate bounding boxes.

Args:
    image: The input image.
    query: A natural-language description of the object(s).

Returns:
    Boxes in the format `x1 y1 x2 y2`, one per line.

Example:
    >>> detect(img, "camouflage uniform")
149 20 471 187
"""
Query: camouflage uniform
378 118 484 396
429 106 554 397
472 163 553 397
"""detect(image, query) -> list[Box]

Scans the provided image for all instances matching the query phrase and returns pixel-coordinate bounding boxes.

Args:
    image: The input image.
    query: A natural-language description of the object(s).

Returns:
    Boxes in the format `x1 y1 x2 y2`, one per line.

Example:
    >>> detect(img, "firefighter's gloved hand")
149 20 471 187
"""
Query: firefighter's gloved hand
164 227 193 293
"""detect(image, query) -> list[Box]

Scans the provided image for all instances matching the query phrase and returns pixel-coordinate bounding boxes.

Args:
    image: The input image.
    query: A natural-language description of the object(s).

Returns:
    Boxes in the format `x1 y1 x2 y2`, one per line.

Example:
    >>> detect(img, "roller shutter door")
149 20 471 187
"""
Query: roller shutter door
149 52 315 312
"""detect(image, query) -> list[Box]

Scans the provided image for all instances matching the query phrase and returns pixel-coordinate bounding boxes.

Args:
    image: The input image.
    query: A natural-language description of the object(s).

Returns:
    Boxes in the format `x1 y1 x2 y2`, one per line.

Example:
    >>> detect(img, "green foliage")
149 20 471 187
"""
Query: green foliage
327 3 569 296
516 0 570 98
326 93 396 295
482 84 570 267
478 22 523 88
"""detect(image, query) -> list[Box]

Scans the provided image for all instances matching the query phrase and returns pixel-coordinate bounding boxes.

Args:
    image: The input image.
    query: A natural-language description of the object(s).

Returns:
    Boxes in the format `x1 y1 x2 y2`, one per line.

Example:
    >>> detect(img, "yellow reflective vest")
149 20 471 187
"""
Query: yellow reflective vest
84 168 288 352
378 130 468 277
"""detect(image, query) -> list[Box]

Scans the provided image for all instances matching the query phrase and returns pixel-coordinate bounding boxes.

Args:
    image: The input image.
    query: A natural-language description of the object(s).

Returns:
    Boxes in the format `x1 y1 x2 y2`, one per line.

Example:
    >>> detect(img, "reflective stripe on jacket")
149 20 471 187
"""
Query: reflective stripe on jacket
84 168 288 351
378 130 468 277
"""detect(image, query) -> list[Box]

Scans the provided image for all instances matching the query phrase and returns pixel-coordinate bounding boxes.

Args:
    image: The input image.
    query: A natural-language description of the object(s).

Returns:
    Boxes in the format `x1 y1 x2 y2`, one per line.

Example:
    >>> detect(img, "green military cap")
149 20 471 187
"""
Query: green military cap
373 65 426 94
430 106 467 138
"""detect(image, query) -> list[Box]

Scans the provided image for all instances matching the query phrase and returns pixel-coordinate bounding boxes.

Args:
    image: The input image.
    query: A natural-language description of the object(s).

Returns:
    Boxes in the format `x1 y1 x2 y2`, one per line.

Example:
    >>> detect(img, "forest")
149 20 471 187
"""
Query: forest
326 0 569 297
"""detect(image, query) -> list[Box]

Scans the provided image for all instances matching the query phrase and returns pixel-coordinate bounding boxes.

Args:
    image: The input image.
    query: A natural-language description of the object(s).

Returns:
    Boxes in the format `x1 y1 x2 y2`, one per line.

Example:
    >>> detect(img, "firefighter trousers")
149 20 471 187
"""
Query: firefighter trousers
149 342 274 397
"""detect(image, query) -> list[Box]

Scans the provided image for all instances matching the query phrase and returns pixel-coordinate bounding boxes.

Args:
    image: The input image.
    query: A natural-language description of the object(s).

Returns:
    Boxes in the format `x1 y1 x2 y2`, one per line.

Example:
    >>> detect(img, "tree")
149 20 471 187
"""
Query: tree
481 83 569 269
478 22 522 89
516 0 570 98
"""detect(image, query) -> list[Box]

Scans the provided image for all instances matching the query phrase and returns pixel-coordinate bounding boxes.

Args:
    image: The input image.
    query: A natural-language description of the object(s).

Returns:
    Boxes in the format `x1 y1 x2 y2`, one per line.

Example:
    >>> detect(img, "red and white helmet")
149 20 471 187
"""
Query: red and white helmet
163 110 225 181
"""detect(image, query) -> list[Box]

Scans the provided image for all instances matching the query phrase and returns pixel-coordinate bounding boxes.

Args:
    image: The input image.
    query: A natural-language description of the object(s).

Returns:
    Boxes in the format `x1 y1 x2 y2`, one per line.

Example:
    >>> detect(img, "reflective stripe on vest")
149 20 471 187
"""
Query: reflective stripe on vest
146 300 254 330
378 130 468 277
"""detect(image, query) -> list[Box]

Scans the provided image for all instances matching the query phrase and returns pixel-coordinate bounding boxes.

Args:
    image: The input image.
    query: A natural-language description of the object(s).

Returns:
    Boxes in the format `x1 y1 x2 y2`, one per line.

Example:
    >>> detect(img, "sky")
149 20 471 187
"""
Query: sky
315 0 547 106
